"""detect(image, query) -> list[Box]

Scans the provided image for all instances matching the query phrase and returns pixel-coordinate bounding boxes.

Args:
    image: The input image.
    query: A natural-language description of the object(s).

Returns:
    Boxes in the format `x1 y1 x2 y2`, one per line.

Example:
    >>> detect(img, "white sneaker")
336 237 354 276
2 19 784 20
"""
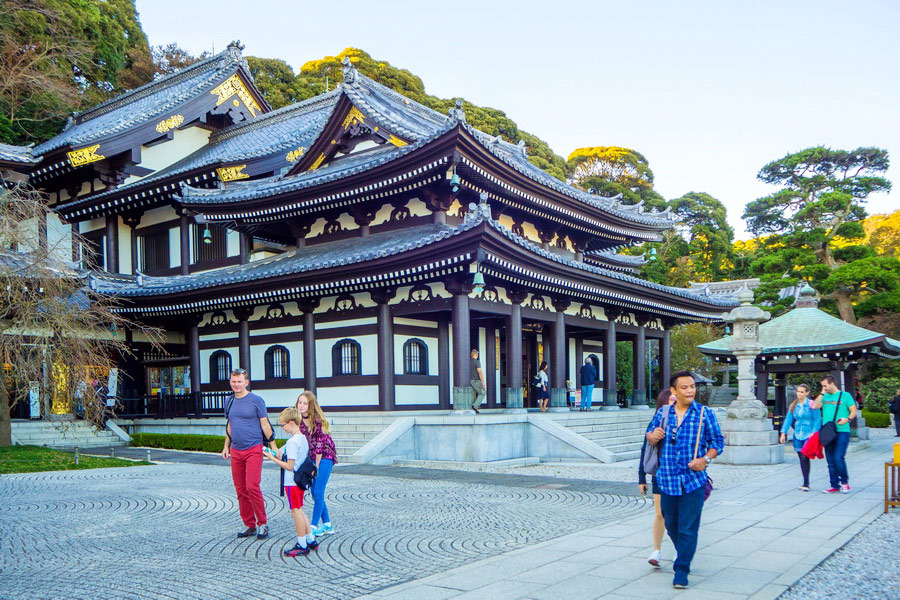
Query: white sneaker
648 549 661 567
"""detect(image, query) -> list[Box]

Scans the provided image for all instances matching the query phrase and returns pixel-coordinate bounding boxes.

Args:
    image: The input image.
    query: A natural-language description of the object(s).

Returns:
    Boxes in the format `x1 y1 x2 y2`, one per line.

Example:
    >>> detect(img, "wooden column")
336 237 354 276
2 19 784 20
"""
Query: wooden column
485 326 497 408
233 306 253 377
505 290 525 410
179 214 191 275
449 280 473 409
633 325 647 406
372 289 395 411
299 299 319 393
239 233 251 265
123 214 141 274
574 337 584 391
438 315 451 409
549 300 569 410
188 320 201 396
661 327 672 393
603 317 618 409
775 373 787 416
105 215 119 273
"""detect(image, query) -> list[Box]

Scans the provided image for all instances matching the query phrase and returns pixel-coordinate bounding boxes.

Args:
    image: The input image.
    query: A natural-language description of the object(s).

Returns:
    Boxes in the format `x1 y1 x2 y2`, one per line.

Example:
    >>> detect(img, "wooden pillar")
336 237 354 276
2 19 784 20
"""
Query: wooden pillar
300 300 319 393
661 328 672 393
549 301 568 410
505 293 524 410
105 215 119 273
634 326 647 406
179 214 191 275
372 289 395 411
233 306 253 377
603 317 617 409
574 337 584 391
775 373 787 416
239 233 251 265
450 283 473 410
438 315 450 409
188 319 201 395
123 214 141 274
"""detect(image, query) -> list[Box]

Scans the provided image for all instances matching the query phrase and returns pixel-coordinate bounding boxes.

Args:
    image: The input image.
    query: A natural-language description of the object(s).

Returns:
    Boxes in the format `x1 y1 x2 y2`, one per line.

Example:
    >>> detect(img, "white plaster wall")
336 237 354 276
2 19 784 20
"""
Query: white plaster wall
167 227 180 268
124 126 211 185
448 323 455 387
16 217 39 252
139 206 179 228
117 219 131 274
317 385 378 407
569 338 577 383
407 197 430 217
393 318 436 328
253 388 303 409
200 347 237 384
315 317 376 330
396 385 439 406
370 202 395 226
316 293 375 313
47 212 72 263
252 325 301 336
393 334 438 375
80 216 105 233
200 332 240 343
226 229 239 257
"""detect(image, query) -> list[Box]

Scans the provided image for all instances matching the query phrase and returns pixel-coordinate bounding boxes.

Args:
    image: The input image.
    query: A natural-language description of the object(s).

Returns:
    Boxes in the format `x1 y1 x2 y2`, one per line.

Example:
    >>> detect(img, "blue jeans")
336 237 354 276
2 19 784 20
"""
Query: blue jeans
824 432 850 488
311 458 334 527
660 485 706 577
581 385 594 410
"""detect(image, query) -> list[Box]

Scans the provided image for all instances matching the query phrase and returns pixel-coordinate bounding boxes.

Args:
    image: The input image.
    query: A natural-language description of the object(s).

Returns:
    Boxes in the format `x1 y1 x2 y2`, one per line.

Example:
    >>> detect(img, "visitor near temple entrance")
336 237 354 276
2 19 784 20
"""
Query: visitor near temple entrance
296 391 338 537
813 376 858 494
470 349 485 414
579 357 596 411
645 371 724 589
890 390 900 437
780 384 821 491
222 368 278 539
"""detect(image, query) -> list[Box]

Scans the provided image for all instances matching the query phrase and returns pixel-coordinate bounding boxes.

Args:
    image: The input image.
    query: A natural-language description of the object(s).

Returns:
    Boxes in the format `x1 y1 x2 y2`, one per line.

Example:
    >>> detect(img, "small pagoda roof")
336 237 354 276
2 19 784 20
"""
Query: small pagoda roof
33 42 262 157
0 143 37 166
699 286 900 359
585 250 646 272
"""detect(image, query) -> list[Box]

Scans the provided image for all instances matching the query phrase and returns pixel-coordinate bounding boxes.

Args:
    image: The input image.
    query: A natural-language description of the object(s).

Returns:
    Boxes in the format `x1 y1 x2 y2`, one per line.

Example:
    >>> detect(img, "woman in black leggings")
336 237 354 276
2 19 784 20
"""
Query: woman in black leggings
779 384 821 491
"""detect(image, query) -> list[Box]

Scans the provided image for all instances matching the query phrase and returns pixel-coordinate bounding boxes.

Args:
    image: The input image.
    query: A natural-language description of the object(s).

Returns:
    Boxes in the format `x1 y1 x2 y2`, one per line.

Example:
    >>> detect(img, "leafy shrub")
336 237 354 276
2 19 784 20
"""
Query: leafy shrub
861 410 891 428
862 377 900 413
130 433 225 453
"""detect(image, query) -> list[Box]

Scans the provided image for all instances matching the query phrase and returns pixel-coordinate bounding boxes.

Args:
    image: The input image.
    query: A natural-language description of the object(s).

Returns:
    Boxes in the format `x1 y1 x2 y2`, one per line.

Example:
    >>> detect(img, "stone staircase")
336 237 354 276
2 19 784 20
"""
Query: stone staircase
328 415 399 463
545 410 653 460
11 419 128 450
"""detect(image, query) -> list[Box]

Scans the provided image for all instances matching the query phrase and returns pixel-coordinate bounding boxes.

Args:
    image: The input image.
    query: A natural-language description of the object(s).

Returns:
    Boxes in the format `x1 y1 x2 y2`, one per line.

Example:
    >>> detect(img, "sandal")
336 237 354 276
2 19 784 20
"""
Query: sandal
798 486 809 492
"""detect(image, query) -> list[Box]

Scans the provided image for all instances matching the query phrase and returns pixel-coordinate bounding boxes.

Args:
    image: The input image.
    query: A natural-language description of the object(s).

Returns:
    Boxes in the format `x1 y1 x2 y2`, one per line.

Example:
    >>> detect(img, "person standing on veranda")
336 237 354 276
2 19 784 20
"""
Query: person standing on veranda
645 371 724 590
470 349 486 414
221 368 278 539
579 357 596 412
812 375 857 494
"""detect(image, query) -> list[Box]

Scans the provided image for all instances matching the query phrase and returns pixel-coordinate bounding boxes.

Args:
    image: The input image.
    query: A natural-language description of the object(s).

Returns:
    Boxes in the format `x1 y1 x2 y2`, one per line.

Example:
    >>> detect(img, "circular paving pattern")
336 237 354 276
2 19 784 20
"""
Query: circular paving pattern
0 463 649 600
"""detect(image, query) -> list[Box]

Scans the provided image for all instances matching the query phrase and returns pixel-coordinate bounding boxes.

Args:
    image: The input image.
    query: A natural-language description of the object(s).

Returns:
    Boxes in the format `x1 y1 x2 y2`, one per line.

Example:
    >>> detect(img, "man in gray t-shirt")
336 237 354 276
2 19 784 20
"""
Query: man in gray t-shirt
470 348 485 413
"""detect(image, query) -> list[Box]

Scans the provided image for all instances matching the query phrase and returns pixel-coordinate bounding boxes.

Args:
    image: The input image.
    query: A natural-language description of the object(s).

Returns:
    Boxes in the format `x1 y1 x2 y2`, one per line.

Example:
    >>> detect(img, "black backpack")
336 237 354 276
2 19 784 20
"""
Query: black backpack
225 394 276 445
532 372 543 387
279 453 318 495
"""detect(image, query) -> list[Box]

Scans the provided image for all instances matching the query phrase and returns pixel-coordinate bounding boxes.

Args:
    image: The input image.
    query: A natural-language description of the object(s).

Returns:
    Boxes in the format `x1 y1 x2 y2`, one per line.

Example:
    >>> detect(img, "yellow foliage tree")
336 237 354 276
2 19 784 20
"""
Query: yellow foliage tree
864 211 900 256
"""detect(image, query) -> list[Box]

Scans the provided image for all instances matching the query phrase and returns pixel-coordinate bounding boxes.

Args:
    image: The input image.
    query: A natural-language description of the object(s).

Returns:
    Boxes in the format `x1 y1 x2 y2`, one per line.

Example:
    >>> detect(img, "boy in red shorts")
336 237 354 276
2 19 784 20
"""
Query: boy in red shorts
265 407 317 557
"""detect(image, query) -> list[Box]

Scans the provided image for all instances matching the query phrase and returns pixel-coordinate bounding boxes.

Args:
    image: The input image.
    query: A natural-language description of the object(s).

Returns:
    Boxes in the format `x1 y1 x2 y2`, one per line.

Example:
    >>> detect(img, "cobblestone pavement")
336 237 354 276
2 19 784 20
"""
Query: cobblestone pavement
0 462 650 600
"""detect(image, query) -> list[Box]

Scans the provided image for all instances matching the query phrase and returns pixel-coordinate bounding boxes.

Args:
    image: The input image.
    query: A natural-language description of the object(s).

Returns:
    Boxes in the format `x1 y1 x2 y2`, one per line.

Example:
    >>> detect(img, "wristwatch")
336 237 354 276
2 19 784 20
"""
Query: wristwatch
704 456 714 464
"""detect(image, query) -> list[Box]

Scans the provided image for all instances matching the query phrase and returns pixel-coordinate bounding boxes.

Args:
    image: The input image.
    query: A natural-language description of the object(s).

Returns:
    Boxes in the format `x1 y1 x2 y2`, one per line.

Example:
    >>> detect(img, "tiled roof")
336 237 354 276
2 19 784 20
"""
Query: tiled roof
699 307 900 355
0 143 36 165
33 44 251 156
588 250 647 266
56 91 341 212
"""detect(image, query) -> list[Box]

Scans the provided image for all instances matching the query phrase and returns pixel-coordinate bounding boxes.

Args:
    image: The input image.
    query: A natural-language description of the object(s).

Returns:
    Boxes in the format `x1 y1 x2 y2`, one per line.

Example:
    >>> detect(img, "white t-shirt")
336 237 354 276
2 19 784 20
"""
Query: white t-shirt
282 433 309 488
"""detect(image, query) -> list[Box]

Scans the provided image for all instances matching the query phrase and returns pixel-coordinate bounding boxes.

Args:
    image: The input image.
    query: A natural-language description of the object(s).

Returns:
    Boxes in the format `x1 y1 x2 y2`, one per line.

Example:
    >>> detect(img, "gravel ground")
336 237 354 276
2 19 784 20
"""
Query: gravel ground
868 425 898 439
781 512 900 599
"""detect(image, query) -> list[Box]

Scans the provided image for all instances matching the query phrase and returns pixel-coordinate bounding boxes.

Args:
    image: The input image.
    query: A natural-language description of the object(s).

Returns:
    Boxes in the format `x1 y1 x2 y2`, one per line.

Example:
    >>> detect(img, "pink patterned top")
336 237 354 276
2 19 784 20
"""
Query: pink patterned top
300 419 338 464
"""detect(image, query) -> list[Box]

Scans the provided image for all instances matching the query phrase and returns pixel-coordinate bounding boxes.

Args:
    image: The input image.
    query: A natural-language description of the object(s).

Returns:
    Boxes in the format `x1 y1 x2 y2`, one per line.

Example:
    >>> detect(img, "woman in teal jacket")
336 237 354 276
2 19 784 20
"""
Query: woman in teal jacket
780 384 821 491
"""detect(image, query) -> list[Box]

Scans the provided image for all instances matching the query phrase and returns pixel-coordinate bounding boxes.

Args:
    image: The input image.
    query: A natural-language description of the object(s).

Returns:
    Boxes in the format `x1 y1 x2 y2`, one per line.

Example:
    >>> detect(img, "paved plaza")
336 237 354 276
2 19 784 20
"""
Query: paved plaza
1 436 897 600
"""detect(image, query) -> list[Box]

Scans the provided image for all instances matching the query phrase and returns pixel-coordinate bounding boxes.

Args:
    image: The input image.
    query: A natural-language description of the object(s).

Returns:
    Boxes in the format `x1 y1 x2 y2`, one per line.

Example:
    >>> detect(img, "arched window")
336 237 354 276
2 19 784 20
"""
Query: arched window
264 345 290 379
209 350 232 383
332 338 361 376
587 353 601 383
403 338 428 375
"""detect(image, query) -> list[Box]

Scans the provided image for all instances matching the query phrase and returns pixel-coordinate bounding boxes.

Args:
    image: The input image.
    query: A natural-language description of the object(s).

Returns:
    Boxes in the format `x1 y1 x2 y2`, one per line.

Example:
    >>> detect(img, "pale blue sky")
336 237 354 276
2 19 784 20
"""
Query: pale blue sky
136 0 899 238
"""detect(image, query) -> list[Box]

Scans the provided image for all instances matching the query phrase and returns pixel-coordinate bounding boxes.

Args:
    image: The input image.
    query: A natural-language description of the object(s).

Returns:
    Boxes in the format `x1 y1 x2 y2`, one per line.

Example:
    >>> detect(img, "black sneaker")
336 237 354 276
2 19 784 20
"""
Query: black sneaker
308 539 319 553
256 525 269 540
283 543 310 557
237 527 257 538
473 407 480 414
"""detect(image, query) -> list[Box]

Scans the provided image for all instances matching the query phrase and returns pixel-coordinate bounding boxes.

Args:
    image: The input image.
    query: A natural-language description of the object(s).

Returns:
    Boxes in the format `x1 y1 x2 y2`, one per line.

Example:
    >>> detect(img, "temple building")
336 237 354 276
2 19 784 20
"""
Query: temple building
3 42 737 415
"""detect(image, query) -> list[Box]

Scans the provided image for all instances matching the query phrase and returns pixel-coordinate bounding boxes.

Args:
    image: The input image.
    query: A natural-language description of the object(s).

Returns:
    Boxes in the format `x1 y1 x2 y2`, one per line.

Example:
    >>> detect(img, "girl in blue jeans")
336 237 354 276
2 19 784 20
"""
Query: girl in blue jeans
296 391 338 535
779 384 821 491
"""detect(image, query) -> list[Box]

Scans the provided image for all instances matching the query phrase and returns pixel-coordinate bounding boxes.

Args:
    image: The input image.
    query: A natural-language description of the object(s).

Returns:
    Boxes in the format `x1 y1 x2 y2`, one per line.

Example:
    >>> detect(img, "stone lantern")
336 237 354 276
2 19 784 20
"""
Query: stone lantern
718 287 784 464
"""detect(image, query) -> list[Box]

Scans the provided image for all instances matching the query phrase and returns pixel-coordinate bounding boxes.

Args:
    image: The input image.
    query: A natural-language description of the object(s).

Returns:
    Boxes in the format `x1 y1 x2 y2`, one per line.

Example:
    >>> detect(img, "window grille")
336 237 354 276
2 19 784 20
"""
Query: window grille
140 229 170 273
264 345 290 379
192 224 227 264
403 338 428 375
332 339 361 376
209 350 232 383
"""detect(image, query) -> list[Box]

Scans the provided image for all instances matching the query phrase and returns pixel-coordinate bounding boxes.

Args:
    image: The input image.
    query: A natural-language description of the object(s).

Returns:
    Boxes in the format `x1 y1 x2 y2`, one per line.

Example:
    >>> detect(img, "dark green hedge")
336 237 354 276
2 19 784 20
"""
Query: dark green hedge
130 433 225 452
862 410 891 428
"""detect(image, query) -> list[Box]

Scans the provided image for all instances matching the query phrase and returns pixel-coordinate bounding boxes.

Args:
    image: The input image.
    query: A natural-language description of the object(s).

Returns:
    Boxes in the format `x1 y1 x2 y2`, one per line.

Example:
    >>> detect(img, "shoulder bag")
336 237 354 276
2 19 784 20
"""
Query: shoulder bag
817 392 845 446
641 405 670 476
694 406 714 501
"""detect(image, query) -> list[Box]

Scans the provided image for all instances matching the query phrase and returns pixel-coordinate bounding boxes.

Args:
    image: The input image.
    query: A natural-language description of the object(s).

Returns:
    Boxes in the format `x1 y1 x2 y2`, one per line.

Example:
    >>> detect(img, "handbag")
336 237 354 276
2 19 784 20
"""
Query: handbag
818 391 845 446
641 405 671 476
694 406 714 501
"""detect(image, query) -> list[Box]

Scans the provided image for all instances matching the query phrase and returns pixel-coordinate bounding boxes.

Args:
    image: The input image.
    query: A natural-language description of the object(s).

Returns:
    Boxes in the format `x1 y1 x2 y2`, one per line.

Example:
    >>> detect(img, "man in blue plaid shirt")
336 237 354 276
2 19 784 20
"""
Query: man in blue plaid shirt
646 370 725 589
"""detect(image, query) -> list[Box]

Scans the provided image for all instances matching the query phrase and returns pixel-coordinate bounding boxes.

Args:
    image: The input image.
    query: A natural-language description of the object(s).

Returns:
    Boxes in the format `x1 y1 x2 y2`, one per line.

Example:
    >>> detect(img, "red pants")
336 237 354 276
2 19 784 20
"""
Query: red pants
230 444 267 527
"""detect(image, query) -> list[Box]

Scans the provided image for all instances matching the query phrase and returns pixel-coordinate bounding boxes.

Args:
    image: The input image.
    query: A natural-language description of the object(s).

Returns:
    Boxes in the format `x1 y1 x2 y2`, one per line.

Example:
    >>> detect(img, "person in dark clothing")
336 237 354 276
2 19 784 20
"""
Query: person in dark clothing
890 391 900 437
579 358 597 411
470 349 485 414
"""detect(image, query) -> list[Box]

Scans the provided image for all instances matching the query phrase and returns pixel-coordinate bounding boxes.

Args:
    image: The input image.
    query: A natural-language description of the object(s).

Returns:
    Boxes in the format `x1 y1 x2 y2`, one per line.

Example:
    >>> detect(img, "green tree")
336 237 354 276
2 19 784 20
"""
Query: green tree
743 146 892 323
566 146 666 208
0 0 154 145
151 43 209 77
668 192 735 282
670 323 720 378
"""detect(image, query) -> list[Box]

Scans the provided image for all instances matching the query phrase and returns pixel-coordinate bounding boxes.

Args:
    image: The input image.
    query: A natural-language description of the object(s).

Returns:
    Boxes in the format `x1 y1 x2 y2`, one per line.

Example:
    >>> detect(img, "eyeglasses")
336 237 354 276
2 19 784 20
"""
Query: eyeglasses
231 368 248 375
670 424 680 445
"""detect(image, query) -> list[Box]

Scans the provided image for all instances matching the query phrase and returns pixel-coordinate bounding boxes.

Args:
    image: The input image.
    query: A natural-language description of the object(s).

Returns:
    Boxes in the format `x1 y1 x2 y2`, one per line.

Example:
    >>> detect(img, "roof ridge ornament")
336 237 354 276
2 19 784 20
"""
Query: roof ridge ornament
448 99 466 123
342 57 358 84
517 139 527 157
795 282 818 308
464 192 492 224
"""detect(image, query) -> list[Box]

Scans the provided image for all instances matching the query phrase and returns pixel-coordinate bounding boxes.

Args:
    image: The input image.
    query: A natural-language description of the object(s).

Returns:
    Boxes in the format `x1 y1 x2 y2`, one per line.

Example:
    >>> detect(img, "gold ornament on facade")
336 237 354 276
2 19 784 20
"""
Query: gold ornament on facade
216 164 249 181
341 106 366 129
286 146 307 163
155 114 185 133
387 134 408 147
210 74 262 117
67 144 105 167
309 153 326 171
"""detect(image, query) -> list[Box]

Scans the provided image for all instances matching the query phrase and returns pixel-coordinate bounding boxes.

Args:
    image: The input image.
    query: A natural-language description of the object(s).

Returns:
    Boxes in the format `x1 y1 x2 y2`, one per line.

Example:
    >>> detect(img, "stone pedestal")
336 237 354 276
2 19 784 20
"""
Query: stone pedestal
548 388 569 412
599 389 620 410
504 387 526 414
452 387 475 415
718 416 784 464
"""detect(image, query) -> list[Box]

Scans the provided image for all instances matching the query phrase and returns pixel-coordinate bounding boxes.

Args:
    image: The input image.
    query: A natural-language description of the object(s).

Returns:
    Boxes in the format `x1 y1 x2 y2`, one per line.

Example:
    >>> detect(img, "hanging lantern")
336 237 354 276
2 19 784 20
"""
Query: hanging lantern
202 225 212 244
